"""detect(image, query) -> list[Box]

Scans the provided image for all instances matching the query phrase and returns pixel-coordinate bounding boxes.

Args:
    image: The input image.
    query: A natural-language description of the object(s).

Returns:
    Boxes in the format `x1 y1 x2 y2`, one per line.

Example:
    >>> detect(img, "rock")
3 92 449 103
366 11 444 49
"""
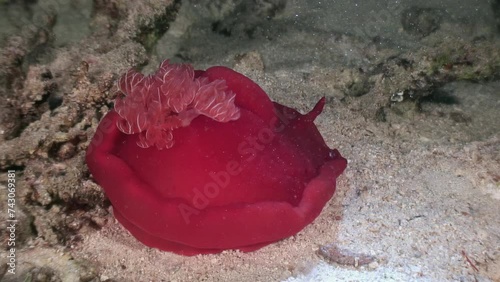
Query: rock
401 6 443 37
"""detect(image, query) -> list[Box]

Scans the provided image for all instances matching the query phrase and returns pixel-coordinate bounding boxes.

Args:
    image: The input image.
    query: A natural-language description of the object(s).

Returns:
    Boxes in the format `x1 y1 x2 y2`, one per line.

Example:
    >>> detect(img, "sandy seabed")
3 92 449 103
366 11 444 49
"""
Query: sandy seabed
0 0 499 281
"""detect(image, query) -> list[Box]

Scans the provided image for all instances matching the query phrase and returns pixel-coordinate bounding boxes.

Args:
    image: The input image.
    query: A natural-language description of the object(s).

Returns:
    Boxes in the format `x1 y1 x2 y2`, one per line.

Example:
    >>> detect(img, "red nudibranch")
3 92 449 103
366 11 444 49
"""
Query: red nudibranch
86 60 347 256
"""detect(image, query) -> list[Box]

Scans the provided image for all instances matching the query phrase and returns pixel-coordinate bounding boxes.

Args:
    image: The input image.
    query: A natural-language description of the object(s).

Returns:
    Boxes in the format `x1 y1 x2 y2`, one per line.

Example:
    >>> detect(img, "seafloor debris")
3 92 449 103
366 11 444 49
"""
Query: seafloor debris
401 6 443 37
318 244 377 268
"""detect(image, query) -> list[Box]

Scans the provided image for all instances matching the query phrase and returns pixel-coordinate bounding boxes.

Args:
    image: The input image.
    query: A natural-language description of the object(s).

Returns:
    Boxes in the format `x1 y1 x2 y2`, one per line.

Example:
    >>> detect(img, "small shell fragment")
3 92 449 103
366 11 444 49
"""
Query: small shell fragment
318 244 376 267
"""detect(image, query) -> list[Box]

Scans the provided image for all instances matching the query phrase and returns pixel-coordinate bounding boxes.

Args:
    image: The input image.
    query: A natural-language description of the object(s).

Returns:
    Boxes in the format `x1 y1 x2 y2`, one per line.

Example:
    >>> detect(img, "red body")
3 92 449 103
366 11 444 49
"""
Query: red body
86 65 347 255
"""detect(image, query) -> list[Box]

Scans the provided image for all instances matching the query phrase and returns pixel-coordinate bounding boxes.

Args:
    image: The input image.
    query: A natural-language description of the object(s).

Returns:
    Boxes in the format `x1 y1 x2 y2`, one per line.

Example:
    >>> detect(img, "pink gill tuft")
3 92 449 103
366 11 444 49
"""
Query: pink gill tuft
114 60 241 149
